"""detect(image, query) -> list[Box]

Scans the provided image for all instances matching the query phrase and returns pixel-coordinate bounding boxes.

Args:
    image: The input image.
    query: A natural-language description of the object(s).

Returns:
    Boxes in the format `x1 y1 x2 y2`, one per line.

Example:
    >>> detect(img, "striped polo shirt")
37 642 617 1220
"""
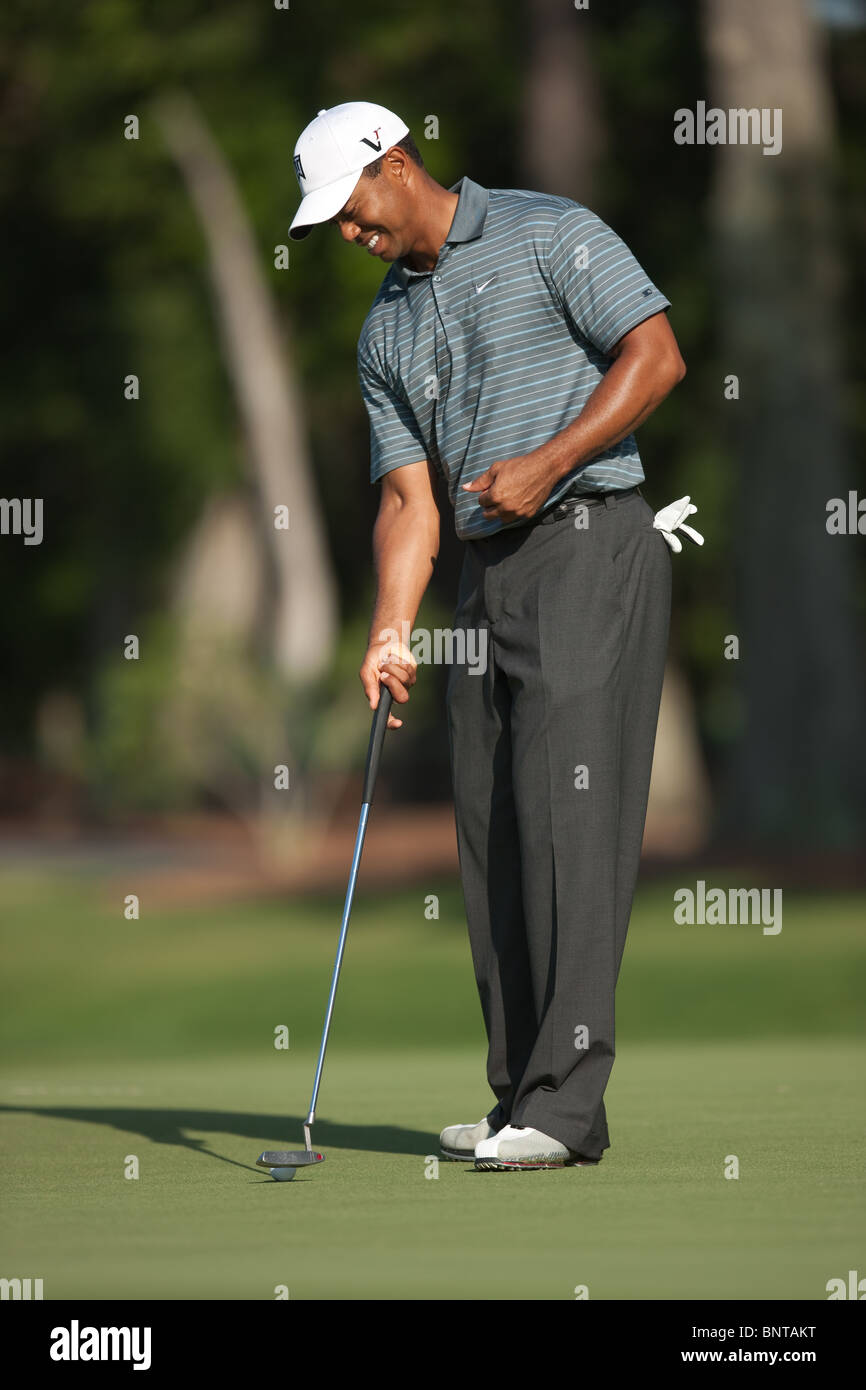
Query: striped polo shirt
357 175 671 540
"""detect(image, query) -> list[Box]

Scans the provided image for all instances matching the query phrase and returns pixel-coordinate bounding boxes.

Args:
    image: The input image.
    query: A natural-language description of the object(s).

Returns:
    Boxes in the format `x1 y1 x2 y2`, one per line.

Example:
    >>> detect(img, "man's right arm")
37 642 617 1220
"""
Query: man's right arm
359 459 441 730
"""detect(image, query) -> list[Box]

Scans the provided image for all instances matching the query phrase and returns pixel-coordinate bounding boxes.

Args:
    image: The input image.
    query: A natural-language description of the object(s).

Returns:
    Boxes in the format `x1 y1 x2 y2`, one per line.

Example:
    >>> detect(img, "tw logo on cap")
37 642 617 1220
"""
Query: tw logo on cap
360 127 383 152
293 153 306 182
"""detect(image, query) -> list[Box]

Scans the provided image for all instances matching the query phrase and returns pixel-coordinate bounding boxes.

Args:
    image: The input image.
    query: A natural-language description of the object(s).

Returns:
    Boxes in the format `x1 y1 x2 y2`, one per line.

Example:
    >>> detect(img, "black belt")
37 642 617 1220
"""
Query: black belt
532 483 642 527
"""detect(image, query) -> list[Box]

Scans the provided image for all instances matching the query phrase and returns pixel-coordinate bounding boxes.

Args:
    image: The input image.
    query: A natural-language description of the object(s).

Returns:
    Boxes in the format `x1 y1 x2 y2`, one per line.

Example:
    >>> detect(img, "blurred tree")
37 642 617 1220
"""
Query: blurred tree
703 0 866 848
152 87 338 682
518 0 607 204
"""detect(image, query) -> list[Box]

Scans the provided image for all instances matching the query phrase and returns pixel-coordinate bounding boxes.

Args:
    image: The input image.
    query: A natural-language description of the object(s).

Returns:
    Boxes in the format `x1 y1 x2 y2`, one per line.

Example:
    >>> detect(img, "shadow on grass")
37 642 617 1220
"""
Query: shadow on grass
0 1104 436 1172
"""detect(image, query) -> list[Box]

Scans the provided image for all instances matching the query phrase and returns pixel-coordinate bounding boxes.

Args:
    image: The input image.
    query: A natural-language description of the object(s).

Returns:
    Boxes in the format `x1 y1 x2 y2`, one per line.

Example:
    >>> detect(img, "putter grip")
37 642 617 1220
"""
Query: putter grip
362 685 393 805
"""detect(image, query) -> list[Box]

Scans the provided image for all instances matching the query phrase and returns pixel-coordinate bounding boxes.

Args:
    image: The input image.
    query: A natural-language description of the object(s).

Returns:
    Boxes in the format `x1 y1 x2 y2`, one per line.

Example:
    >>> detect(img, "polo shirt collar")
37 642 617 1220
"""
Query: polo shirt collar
391 176 489 288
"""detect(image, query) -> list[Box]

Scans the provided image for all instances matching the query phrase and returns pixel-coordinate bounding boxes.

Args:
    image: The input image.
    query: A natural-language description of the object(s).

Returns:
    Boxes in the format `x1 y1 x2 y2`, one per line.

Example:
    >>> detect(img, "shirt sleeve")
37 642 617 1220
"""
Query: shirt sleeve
358 345 429 484
544 204 671 356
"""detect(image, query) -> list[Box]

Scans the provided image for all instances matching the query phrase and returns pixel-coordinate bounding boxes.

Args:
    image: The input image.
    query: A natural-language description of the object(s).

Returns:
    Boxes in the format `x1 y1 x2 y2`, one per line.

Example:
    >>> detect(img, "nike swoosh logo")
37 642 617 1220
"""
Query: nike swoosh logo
475 276 496 294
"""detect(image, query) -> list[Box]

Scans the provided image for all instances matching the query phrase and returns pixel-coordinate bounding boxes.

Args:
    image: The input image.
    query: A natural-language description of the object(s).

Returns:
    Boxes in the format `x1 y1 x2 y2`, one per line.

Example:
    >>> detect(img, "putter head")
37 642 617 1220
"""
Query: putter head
256 1150 324 1169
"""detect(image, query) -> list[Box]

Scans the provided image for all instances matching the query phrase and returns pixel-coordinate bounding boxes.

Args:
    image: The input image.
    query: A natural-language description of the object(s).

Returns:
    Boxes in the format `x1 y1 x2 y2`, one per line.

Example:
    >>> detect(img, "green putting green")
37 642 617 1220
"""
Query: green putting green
1 1044 863 1300
1 873 864 1299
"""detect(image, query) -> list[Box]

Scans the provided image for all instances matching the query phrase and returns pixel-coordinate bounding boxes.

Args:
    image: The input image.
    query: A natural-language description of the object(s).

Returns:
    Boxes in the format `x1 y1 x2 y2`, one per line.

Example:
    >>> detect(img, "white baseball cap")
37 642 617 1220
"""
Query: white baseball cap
289 102 410 240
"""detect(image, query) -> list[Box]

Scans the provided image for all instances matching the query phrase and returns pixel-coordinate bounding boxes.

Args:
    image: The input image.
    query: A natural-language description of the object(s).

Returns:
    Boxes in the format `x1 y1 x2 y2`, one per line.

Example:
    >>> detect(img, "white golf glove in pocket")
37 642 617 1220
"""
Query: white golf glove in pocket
653 496 704 553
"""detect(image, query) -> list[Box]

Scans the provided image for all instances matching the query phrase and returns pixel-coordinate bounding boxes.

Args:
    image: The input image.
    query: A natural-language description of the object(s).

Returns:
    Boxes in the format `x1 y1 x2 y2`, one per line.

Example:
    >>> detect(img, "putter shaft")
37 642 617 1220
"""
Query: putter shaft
259 687 391 1170
305 801 370 1130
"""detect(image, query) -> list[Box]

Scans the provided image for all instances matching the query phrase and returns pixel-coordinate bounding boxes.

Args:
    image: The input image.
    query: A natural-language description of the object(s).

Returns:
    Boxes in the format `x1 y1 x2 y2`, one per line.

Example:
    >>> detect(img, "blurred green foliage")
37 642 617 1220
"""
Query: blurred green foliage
1 0 863 814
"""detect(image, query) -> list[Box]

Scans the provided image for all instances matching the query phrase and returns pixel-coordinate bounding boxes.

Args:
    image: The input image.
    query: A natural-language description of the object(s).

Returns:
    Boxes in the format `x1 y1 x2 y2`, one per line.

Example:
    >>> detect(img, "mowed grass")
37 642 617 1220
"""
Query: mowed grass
1 873 864 1060
1 1045 863 1300
0 872 864 1299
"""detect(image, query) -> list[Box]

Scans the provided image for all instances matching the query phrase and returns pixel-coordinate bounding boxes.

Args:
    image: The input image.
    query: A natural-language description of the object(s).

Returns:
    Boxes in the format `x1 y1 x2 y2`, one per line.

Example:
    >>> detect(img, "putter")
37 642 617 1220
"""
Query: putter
256 682 394 1175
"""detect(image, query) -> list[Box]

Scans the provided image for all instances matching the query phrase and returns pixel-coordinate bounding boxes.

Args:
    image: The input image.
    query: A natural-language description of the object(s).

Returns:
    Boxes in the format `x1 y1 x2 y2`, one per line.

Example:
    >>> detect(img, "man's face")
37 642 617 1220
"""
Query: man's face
328 156 413 262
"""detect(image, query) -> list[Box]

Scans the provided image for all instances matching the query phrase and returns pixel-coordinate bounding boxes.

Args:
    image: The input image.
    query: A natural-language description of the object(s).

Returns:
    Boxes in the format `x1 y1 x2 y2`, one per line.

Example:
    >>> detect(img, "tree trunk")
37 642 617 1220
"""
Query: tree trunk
519 0 606 204
703 0 866 848
152 88 338 684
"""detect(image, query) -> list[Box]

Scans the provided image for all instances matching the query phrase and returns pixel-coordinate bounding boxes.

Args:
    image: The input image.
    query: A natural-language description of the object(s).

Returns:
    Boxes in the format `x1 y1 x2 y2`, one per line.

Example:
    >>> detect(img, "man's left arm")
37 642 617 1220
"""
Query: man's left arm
463 310 686 524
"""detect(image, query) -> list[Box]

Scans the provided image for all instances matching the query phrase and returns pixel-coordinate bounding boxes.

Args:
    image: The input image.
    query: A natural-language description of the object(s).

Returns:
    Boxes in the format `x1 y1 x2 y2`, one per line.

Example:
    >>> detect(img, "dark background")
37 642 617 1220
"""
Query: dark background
1 0 864 873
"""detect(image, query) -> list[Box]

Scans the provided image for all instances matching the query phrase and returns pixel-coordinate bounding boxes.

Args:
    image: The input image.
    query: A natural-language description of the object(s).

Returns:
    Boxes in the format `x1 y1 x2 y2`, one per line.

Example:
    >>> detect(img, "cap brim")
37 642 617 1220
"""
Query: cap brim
289 169 362 241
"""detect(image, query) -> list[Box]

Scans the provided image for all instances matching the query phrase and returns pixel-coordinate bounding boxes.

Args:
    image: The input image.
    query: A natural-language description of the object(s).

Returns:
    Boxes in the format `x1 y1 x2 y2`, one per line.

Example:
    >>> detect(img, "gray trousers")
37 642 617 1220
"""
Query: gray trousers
445 487 671 1160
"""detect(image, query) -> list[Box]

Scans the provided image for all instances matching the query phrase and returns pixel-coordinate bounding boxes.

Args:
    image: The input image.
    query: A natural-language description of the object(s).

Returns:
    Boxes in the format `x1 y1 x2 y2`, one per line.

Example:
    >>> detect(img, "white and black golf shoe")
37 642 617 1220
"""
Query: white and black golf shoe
474 1124 601 1171
439 1116 500 1162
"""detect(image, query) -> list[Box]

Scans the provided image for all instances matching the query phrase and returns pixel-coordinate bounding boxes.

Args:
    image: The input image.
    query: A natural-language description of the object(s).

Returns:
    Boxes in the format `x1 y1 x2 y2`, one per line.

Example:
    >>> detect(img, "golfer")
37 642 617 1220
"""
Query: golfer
289 102 687 1170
